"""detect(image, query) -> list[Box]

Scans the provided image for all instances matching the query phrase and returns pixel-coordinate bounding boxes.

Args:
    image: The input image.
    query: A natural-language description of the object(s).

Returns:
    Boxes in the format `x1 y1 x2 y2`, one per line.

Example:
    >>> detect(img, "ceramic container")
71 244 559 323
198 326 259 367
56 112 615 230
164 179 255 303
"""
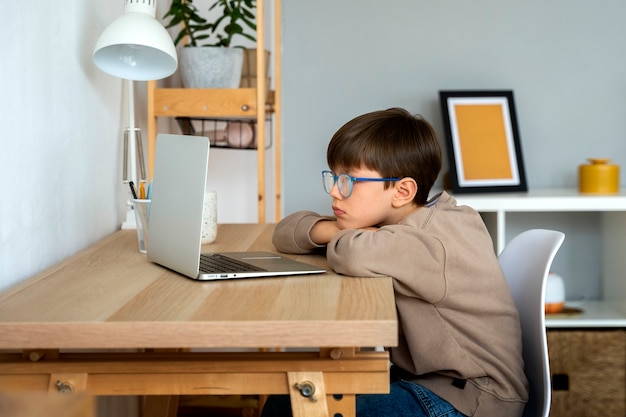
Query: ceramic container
201 191 218 244
179 47 243 89
578 158 619 194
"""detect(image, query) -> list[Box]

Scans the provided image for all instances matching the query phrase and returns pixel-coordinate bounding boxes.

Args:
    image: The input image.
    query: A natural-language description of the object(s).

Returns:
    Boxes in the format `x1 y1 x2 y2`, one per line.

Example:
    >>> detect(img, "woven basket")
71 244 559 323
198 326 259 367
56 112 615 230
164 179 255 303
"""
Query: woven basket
547 329 626 416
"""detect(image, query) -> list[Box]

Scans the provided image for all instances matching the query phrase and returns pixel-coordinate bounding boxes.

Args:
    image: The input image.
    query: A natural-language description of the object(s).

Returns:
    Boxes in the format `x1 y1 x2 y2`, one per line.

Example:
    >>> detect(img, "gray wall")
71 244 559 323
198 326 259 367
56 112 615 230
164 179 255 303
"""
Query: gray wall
280 0 626 216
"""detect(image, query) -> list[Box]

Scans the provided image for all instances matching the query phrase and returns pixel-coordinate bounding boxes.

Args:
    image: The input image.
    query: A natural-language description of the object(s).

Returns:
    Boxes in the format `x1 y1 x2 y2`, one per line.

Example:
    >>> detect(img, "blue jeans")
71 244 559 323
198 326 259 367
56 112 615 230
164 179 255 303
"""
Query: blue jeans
261 381 467 417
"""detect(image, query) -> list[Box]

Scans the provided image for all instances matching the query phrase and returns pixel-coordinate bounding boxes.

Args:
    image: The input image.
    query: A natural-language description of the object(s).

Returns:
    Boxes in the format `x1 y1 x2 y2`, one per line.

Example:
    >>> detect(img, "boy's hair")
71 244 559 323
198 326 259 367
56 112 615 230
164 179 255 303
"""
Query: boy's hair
327 107 442 205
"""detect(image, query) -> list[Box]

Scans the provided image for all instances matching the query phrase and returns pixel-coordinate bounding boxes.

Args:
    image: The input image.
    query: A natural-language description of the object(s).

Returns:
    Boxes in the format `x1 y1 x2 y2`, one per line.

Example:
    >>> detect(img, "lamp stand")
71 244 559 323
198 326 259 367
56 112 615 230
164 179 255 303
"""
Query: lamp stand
92 0 177 231
121 79 142 230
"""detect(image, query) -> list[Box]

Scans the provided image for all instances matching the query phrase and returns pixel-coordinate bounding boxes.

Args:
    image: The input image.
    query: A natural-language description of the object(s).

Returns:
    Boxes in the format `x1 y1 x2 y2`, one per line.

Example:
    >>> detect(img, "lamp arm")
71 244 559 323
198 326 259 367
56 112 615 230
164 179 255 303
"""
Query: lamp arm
128 79 137 188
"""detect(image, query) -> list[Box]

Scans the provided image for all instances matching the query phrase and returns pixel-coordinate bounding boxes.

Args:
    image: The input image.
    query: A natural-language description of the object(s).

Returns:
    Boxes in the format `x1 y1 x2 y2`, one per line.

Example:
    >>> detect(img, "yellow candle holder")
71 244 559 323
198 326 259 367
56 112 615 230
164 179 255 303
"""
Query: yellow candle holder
578 158 619 194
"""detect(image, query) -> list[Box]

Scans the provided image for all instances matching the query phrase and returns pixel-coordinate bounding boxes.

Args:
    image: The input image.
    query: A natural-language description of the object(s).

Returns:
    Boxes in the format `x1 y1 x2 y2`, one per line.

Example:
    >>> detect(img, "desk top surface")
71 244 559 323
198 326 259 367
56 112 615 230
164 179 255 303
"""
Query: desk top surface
0 224 397 350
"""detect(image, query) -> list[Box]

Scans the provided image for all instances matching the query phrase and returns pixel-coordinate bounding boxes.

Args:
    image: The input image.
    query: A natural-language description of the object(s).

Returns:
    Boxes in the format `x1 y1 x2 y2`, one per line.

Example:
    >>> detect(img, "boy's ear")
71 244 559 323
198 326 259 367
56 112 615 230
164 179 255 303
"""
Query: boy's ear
392 177 418 207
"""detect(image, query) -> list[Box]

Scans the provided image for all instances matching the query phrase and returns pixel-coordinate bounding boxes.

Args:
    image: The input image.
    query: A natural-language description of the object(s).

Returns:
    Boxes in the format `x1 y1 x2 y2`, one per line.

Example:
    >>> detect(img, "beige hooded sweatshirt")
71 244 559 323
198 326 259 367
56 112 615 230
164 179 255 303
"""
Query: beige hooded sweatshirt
271 191 528 417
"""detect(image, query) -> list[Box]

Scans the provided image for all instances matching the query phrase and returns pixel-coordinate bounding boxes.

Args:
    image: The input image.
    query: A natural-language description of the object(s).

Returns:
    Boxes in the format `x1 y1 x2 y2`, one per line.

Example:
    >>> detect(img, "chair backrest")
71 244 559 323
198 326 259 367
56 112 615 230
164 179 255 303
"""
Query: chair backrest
498 229 565 417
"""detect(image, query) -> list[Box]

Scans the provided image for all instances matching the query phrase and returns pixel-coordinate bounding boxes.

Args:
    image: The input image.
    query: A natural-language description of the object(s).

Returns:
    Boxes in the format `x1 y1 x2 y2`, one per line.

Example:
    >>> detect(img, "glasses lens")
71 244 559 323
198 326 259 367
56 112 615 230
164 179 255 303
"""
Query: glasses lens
337 174 353 197
322 171 335 194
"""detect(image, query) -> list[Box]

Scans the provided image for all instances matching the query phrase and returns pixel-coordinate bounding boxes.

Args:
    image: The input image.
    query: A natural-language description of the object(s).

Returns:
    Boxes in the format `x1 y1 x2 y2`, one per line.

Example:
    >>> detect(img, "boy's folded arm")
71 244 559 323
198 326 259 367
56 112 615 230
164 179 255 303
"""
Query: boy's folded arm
272 211 335 254
310 219 341 245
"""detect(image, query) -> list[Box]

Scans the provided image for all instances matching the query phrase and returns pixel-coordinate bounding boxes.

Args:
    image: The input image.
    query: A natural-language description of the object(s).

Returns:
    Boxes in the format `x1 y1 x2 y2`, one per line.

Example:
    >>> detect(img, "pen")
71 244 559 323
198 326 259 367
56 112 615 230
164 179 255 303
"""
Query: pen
128 181 138 199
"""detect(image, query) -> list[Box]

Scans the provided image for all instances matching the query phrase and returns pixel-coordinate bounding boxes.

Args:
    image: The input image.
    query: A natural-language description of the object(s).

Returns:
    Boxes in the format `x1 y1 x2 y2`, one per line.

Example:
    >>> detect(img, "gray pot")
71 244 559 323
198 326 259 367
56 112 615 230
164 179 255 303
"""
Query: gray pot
179 47 243 88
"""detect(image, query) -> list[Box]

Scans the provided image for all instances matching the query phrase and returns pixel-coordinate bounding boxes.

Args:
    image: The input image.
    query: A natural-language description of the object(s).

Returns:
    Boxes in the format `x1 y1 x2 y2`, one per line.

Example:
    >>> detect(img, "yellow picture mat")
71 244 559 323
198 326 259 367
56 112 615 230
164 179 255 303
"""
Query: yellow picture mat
454 103 513 181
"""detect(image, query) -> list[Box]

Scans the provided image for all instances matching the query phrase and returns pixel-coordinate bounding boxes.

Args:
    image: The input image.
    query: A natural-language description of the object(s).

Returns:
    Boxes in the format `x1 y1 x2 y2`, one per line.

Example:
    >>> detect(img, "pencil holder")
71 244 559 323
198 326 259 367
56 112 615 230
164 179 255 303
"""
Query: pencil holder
132 199 151 253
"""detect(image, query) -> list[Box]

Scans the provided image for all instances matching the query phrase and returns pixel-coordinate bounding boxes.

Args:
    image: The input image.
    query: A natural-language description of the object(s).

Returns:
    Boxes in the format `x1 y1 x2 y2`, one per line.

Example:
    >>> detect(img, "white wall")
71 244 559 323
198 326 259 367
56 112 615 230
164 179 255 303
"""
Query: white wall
0 1 129 291
0 0 272 291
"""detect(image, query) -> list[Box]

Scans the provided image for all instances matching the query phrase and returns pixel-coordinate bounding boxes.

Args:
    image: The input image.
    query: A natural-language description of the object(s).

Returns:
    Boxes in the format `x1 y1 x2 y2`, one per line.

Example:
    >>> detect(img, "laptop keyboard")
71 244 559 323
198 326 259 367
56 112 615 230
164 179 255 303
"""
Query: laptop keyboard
199 254 267 273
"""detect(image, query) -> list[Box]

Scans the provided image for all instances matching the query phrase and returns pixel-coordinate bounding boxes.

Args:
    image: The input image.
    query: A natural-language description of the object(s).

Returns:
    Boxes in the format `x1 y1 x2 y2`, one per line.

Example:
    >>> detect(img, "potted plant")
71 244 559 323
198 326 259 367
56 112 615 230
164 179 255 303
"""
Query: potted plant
163 0 258 88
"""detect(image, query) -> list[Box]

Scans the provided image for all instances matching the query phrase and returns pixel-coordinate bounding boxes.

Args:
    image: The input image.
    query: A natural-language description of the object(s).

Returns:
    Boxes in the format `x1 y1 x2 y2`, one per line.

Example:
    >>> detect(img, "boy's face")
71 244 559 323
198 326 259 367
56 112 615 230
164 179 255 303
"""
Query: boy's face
329 166 398 230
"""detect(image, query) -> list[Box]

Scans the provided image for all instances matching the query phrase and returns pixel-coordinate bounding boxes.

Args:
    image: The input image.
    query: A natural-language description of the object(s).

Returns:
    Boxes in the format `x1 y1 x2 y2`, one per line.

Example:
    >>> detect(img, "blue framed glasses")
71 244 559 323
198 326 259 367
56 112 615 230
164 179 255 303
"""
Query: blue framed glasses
322 170 401 198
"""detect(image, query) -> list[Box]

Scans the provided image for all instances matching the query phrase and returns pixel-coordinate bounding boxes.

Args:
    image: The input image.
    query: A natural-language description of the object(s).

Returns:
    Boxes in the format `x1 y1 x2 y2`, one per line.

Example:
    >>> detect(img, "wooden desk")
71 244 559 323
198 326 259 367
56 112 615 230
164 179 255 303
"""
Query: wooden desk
0 224 397 417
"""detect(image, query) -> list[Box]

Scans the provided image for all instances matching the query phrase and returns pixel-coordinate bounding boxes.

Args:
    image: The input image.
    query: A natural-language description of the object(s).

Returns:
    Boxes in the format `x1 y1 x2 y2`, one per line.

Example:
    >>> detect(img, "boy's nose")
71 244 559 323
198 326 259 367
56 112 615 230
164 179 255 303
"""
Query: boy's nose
329 183 343 199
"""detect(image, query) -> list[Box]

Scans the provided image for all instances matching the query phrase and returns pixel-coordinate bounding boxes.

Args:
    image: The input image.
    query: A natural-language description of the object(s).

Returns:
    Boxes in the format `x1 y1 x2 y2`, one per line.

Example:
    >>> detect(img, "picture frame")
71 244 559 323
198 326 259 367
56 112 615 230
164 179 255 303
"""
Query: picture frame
439 90 527 193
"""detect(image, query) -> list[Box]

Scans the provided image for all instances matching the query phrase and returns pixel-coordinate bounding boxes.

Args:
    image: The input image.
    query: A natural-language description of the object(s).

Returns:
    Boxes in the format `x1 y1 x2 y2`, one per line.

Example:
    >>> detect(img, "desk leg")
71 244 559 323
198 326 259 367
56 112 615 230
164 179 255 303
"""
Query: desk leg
143 396 179 417
288 371 329 417
327 394 355 417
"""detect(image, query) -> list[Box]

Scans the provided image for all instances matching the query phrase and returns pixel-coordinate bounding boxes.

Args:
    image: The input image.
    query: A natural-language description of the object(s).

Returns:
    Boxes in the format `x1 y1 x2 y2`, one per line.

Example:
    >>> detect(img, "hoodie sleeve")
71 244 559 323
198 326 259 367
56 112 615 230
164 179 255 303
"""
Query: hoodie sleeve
272 211 334 254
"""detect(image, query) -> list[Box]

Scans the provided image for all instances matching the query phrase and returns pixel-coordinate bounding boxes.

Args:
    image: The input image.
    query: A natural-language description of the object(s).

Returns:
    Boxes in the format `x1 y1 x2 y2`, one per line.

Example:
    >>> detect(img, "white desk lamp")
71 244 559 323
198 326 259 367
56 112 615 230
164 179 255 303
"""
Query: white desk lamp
92 0 177 227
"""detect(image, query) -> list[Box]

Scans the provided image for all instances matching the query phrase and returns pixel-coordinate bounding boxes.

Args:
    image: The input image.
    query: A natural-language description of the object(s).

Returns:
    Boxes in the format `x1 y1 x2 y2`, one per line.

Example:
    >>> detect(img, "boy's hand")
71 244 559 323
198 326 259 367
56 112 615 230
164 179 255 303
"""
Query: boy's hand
310 220 341 245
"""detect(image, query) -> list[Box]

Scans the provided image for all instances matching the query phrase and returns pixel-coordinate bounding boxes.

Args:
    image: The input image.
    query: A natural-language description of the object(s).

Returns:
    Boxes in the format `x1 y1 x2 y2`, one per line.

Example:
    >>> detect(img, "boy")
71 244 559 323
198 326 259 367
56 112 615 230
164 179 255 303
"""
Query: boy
264 108 528 417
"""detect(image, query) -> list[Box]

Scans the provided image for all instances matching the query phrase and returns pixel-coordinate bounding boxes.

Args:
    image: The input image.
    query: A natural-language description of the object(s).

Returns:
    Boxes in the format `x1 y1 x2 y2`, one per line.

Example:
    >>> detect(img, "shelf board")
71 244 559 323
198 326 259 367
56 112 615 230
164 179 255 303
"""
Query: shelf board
453 188 626 212
152 88 275 118
546 300 626 328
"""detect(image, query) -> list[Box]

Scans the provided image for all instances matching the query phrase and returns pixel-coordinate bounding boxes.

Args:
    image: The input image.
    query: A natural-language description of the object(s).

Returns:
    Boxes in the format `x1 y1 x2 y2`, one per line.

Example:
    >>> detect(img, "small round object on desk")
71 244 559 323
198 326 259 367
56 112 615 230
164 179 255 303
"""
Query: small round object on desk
578 158 619 194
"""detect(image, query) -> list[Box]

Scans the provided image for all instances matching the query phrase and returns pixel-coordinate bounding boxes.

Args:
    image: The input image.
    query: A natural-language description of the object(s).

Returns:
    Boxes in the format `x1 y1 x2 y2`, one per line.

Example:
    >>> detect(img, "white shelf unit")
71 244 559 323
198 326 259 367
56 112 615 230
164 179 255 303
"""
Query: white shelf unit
453 188 626 328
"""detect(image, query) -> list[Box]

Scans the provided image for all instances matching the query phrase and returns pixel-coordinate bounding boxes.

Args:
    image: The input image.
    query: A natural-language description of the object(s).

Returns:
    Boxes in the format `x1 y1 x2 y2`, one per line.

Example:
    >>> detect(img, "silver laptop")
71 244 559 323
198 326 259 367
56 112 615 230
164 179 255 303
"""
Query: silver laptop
147 133 326 280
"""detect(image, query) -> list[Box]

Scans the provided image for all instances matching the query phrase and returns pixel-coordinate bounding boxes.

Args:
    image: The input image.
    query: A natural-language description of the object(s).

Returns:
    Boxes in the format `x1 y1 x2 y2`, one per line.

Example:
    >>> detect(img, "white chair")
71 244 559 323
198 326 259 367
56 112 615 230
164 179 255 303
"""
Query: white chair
498 229 565 417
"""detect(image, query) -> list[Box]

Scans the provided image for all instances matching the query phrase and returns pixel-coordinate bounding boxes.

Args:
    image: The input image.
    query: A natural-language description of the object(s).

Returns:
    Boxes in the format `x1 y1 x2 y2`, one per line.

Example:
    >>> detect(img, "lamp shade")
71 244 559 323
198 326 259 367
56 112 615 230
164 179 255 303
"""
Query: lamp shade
93 0 177 81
